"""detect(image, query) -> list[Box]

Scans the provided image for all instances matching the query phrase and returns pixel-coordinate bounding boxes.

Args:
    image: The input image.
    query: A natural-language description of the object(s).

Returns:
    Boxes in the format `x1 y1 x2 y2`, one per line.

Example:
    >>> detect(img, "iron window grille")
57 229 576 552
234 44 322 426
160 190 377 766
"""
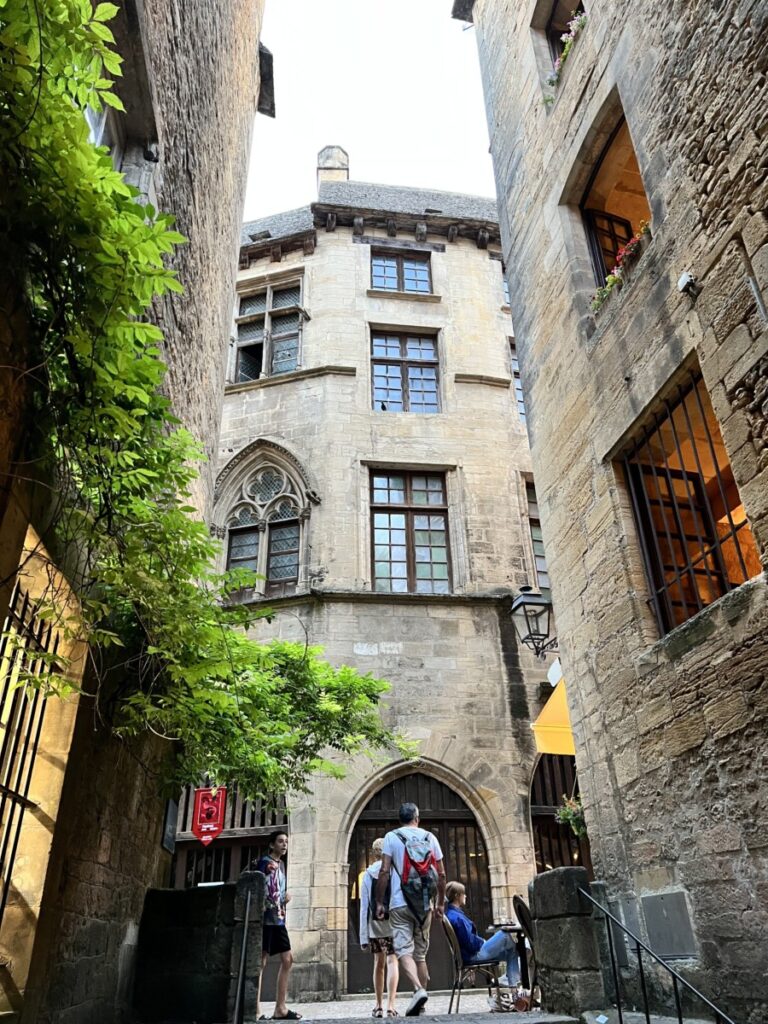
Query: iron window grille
234 281 302 383
502 278 511 307
0 582 61 929
371 251 432 294
510 341 526 423
526 482 550 593
622 372 762 635
545 0 585 65
370 471 451 594
371 333 440 413
225 466 302 597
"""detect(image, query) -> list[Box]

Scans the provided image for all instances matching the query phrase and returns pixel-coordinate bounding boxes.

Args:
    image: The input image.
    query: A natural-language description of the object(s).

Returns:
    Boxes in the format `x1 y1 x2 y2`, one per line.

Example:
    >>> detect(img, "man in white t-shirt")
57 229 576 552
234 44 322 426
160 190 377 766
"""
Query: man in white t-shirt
375 802 446 1016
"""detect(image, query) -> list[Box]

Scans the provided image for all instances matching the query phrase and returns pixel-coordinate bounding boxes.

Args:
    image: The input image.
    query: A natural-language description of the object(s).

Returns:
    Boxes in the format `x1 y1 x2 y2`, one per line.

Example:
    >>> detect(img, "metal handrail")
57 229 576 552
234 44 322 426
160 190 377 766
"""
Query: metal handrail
233 888 253 1024
578 887 735 1024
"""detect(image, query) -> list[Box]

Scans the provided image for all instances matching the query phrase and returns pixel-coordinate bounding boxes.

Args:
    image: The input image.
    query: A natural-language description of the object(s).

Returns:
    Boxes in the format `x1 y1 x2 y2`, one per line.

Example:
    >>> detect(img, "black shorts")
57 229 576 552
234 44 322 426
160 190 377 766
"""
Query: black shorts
263 925 291 956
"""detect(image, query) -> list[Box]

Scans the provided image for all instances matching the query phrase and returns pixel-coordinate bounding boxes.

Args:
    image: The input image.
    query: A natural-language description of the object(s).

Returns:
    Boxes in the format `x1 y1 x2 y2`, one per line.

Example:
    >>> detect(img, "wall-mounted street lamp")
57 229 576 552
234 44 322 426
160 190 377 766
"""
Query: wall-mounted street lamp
511 585 557 658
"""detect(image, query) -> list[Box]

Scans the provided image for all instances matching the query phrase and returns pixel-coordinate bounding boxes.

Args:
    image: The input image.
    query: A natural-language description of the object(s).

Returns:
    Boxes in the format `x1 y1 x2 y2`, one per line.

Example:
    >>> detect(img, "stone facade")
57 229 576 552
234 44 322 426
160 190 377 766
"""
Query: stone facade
210 165 556 998
1 3 268 1022
457 0 768 1016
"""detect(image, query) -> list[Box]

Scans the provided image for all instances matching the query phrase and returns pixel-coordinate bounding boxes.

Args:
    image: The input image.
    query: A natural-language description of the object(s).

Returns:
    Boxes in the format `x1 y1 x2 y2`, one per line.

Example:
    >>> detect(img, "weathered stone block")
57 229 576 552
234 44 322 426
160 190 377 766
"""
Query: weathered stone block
531 866 592 920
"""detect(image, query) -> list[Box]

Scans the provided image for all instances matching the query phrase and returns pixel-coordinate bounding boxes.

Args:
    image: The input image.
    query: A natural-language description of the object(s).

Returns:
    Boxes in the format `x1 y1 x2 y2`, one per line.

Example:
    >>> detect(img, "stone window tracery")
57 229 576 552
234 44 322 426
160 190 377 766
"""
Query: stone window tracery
225 462 309 597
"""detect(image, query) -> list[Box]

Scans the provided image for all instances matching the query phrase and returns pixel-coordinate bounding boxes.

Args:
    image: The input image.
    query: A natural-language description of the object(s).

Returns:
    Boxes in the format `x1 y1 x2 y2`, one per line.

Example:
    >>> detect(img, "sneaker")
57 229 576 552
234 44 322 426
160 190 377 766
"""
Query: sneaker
405 989 428 1017
497 975 509 987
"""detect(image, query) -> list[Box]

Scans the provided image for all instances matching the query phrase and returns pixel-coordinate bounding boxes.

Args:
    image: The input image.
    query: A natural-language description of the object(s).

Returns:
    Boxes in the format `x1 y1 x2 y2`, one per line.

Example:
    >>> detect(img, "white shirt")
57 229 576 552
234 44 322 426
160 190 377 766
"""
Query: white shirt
381 825 444 911
359 860 386 946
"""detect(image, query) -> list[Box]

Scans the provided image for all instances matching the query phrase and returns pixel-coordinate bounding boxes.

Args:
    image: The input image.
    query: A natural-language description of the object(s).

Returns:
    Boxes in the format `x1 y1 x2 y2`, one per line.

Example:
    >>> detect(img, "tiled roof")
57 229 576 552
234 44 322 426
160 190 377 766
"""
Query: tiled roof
316 180 498 224
240 206 313 247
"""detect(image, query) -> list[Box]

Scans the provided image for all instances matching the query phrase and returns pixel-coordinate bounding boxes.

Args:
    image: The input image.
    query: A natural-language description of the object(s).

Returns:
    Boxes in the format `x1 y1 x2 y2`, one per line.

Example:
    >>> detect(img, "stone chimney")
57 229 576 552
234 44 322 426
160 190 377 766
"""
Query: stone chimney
317 145 349 190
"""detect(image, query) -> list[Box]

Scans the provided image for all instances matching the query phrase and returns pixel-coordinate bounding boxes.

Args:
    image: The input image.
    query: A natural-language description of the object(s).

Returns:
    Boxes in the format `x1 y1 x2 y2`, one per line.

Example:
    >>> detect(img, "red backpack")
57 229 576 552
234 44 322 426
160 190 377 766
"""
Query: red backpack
395 829 439 926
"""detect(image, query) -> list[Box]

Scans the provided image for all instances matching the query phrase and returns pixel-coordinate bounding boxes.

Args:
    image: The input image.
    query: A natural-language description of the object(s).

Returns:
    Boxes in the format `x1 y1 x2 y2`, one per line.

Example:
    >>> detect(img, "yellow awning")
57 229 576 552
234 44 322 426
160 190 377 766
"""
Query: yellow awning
531 679 575 756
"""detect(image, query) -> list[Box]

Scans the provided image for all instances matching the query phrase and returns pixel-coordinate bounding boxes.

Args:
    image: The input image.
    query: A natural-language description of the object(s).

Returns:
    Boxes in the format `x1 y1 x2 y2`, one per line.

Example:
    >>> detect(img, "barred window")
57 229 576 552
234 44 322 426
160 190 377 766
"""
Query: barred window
372 333 440 413
225 466 303 597
526 482 550 593
622 372 762 635
371 472 450 594
234 281 302 383
371 252 431 294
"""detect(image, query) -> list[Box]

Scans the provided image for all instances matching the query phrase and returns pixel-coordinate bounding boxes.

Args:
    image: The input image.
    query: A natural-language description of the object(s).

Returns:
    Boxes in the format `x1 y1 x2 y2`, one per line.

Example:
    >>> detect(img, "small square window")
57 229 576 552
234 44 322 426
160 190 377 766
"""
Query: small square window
371 252 432 294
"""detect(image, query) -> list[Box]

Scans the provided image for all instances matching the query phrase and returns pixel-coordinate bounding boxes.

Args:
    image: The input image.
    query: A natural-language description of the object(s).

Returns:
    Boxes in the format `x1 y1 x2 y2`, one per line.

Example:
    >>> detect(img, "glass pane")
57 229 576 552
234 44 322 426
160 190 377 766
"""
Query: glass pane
405 337 436 360
372 255 398 290
237 345 263 383
372 476 405 504
372 335 402 358
240 293 267 316
272 284 300 308
250 468 284 503
408 364 439 413
271 335 298 374
271 310 300 335
238 318 264 343
268 501 299 522
402 258 430 293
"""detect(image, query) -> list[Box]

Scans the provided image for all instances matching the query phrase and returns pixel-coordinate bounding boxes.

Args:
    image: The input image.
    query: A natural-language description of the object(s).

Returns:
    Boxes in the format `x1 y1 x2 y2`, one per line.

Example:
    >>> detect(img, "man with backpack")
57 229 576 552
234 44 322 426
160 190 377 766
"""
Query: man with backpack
375 802 446 1017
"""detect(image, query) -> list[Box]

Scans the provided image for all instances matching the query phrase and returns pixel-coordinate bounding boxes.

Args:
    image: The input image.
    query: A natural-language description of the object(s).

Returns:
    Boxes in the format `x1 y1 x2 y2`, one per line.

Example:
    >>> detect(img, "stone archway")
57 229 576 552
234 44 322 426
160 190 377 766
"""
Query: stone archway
346 771 493 994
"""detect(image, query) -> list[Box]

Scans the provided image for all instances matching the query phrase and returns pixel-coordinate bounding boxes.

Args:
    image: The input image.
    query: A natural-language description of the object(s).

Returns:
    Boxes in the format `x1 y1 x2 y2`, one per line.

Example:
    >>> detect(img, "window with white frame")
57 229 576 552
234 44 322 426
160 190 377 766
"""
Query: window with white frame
234 281 302 383
225 463 307 597
510 341 526 423
526 481 550 594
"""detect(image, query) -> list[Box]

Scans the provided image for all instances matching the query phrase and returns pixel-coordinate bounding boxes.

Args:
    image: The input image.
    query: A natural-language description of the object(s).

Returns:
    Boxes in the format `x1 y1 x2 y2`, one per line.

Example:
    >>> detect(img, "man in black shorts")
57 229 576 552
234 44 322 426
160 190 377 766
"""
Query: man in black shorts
255 830 302 1020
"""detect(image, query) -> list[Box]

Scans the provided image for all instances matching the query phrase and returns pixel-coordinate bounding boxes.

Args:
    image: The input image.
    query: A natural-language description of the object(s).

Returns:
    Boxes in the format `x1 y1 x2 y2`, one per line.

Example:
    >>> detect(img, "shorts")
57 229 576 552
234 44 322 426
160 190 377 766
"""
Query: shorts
389 906 432 961
262 925 291 956
370 936 395 955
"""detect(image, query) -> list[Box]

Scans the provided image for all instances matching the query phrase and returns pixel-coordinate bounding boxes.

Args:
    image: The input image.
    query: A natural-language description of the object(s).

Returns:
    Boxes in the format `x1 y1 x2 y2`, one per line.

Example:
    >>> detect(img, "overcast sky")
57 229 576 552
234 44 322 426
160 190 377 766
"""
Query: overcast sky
243 0 495 221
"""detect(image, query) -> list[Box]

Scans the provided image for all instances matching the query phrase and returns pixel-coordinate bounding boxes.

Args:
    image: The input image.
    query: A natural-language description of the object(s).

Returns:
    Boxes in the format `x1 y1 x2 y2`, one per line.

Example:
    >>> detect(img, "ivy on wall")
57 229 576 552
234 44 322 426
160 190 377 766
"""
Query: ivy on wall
0 0 404 797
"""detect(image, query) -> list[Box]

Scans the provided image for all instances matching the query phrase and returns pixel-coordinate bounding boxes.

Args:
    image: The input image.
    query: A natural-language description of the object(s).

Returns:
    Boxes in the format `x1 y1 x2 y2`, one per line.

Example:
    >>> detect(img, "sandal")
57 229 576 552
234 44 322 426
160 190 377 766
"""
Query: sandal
372 1010 383 1019
387 1011 399 1017
272 1013 303 1020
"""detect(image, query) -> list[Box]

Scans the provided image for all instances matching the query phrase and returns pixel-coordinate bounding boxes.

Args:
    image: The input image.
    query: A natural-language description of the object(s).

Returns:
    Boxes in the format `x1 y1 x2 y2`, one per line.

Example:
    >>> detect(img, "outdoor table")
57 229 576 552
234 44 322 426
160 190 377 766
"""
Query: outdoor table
486 923 530 989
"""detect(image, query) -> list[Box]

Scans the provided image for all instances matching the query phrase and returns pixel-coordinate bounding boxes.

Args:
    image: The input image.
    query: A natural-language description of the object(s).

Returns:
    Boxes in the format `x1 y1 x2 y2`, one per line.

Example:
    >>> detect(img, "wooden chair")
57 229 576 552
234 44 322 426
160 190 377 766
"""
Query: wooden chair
512 894 539 1005
441 915 501 1014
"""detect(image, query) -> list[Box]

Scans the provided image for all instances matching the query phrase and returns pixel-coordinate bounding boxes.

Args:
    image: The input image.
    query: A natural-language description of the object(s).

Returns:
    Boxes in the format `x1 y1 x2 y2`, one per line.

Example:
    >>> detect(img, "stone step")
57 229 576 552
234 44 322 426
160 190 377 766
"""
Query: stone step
582 1010 717 1024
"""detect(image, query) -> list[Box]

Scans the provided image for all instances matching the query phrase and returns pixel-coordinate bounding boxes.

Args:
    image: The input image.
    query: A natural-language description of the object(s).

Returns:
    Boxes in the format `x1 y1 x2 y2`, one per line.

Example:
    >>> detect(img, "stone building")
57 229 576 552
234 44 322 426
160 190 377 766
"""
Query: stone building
173 146 579 999
0 3 271 1021
453 0 768 1015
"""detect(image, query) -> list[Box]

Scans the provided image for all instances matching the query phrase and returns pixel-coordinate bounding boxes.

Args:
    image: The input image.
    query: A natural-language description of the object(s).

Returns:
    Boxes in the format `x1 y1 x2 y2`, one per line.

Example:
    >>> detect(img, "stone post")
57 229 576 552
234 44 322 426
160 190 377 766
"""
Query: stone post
530 866 607 1016
229 870 265 1021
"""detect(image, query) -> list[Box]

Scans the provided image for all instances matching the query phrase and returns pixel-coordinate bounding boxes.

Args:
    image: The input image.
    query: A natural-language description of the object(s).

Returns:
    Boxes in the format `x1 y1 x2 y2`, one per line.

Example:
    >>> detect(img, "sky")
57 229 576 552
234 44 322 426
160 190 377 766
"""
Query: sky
243 0 496 221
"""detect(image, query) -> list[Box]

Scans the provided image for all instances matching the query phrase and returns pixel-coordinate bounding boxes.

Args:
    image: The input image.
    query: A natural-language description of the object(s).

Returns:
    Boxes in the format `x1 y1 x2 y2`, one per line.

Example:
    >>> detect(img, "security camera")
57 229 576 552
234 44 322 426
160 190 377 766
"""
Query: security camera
678 271 700 296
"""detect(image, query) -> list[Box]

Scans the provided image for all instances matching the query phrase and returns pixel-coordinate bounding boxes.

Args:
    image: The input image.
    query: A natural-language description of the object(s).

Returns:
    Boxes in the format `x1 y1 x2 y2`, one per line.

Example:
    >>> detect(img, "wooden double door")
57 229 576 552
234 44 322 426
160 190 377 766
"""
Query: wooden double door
347 772 492 993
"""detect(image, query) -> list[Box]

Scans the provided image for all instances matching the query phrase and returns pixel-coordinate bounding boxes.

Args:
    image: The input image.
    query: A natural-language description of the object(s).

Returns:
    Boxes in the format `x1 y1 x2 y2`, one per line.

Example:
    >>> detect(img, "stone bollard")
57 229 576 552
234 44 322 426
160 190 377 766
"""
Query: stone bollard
530 866 607 1016
229 870 265 1021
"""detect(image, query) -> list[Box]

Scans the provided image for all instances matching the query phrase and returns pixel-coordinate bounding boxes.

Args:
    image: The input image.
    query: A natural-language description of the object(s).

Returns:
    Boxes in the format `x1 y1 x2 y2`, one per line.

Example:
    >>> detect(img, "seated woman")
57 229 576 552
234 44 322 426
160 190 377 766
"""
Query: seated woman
444 881 520 987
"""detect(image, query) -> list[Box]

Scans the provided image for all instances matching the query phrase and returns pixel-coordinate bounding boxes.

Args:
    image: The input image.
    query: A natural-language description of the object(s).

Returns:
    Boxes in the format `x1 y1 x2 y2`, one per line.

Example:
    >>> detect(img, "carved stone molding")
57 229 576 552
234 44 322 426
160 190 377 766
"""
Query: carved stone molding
447 224 459 243
415 221 427 242
386 219 397 237
476 228 489 249
326 212 337 232
353 216 365 236
215 437 321 504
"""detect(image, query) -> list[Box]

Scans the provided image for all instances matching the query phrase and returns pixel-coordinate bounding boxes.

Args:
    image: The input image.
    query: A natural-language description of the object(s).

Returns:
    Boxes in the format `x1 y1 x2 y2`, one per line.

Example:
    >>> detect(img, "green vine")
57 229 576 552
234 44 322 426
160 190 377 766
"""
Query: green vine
0 0 405 797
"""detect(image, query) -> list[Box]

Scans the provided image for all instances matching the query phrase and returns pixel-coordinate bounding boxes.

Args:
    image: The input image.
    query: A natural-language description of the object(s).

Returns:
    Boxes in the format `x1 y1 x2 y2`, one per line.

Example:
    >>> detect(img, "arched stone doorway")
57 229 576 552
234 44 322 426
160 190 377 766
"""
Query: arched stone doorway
530 754 593 876
347 771 492 993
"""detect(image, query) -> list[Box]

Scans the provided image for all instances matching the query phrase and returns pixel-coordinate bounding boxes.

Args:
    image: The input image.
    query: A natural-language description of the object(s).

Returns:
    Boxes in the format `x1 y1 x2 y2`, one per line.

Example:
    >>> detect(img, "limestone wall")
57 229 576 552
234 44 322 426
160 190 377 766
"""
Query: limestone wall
467 0 768 1014
216 223 552 996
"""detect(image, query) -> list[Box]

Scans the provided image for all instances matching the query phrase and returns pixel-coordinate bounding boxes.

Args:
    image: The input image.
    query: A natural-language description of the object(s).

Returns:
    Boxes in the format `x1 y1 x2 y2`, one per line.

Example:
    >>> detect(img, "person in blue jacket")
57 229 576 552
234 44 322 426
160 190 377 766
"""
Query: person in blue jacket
444 880 521 987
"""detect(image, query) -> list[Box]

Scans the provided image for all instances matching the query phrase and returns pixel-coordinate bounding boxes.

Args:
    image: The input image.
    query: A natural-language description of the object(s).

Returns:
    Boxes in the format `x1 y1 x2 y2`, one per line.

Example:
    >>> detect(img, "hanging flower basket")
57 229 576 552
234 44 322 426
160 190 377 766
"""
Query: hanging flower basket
555 795 588 838
590 221 651 315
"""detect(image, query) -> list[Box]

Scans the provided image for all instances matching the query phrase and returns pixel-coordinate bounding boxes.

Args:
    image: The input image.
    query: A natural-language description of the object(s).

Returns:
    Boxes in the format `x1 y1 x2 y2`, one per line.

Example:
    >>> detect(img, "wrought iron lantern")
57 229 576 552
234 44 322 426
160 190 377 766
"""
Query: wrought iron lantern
511 586 556 657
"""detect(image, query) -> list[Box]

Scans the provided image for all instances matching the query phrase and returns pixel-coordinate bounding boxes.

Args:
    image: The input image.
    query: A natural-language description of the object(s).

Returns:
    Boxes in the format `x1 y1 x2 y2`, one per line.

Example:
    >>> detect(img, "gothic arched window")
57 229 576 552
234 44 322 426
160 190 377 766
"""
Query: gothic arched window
225 463 306 597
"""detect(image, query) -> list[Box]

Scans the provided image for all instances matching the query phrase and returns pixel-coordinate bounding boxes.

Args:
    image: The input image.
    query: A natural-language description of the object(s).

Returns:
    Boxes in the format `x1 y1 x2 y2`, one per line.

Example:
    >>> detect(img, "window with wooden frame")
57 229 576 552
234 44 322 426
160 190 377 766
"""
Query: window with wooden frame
234 280 302 383
545 0 585 64
225 464 304 597
371 472 451 594
526 482 550 593
371 251 432 294
622 372 762 635
581 116 652 284
510 341 526 423
371 333 440 413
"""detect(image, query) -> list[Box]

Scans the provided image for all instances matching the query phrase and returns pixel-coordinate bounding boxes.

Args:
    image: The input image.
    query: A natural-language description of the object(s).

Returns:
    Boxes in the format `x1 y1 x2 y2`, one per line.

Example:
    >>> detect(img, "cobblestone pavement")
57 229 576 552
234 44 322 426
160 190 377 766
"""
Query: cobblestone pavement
257 992 574 1022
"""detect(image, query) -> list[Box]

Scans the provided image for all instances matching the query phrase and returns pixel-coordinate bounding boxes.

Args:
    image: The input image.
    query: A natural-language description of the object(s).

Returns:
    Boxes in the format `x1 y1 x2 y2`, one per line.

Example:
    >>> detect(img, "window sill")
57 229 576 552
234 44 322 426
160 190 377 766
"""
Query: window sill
454 373 511 389
225 364 357 394
366 288 442 303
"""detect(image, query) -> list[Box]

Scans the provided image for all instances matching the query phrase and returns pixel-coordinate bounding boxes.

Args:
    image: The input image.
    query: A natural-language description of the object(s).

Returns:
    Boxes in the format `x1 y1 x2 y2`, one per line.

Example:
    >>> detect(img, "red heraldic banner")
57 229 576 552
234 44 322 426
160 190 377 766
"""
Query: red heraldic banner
192 786 228 846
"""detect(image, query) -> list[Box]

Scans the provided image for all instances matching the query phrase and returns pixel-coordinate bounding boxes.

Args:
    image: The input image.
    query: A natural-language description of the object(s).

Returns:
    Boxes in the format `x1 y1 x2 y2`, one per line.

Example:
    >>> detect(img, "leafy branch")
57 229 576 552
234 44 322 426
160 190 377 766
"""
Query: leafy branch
0 0 405 799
